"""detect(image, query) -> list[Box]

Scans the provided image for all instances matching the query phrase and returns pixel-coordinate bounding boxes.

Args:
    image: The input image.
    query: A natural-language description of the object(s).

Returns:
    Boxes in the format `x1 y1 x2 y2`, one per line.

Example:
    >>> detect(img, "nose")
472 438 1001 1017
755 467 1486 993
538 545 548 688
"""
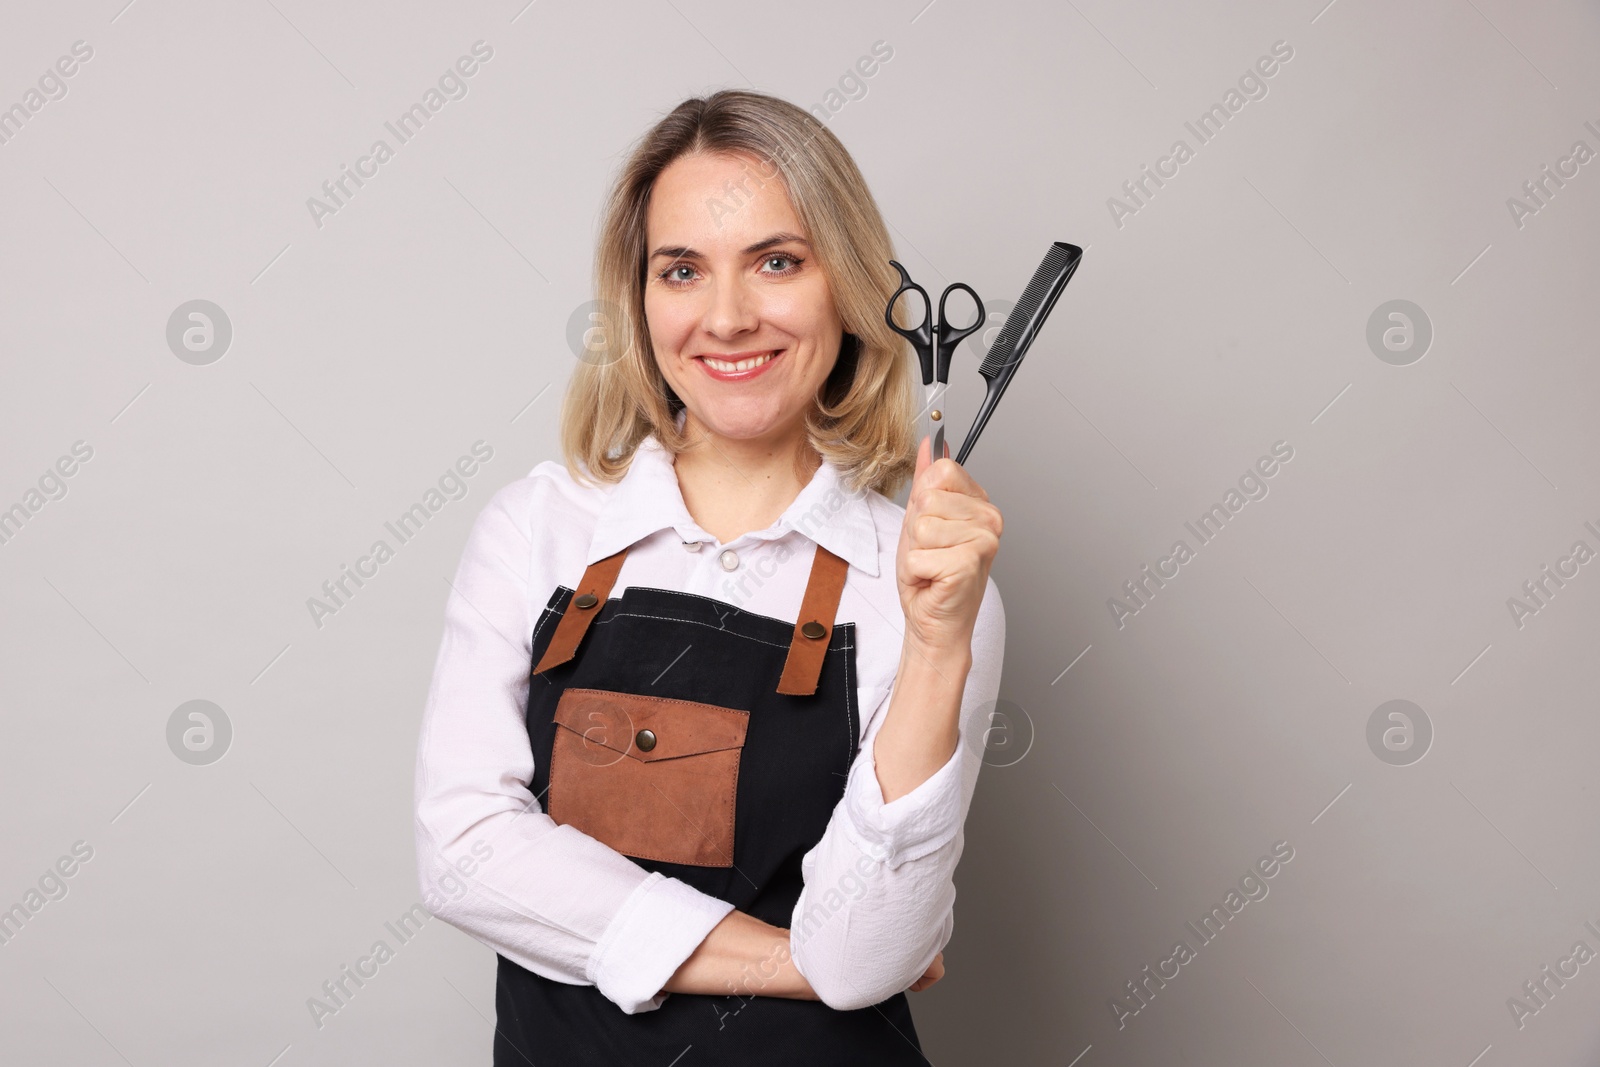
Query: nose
702 274 759 340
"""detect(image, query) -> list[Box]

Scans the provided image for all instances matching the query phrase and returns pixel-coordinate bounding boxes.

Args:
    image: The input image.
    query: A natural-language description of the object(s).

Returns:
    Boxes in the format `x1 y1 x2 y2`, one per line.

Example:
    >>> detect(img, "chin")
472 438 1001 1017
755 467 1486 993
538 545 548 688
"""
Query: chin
689 405 801 442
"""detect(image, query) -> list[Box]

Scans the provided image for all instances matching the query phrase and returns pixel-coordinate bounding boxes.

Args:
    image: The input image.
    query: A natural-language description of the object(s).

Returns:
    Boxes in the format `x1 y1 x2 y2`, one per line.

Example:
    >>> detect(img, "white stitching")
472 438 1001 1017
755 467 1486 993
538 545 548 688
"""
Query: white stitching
527 592 568 690
841 622 857 764
593 610 853 654
622 583 802 625
538 584 855 648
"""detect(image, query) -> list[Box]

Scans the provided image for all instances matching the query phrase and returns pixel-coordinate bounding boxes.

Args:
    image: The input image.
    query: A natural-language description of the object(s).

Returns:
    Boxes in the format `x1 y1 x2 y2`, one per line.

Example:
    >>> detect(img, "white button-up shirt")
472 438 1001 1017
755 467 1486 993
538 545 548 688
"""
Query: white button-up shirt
413 430 1006 1014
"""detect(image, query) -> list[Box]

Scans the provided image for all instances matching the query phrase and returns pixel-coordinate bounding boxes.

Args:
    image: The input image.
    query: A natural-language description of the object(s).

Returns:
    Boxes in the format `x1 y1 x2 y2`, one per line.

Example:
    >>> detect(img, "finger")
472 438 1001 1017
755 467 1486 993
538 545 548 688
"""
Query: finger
917 456 991 503
903 503 1003 556
900 541 999 588
905 514 1002 558
908 489 998 527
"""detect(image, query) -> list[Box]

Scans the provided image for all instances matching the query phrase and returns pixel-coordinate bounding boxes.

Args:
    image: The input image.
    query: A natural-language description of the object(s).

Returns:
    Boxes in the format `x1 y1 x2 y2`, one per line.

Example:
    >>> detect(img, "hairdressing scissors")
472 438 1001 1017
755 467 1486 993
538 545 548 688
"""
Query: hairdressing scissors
884 261 985 461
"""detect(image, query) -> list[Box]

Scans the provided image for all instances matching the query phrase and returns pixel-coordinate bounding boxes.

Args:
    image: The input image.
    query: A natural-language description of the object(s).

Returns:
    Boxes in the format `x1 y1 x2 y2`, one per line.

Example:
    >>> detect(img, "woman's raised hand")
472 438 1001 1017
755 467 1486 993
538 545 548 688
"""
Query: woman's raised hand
895 434 1003 658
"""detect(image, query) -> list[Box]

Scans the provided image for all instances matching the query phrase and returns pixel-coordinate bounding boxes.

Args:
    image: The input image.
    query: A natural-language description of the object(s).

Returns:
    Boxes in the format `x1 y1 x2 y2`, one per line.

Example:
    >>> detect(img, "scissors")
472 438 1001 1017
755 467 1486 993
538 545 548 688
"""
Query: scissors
885 261 986 461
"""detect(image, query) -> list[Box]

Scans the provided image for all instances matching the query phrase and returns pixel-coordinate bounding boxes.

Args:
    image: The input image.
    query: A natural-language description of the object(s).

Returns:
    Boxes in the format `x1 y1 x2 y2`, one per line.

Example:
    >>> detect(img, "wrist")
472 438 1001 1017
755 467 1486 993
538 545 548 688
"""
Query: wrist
725 928 816 1000
733 929 791 996
899 637 972 679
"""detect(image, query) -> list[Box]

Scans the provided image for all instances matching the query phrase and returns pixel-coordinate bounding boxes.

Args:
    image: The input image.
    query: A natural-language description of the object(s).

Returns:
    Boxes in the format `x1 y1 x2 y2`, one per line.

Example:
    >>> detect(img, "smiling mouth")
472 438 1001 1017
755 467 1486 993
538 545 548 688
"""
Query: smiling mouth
698 350 781 373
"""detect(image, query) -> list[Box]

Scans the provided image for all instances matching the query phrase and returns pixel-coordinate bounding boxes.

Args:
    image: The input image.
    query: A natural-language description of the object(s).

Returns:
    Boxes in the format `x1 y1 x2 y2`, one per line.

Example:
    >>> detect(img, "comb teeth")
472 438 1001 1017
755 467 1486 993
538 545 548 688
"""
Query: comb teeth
978 242 1081 376
952 240 1083 465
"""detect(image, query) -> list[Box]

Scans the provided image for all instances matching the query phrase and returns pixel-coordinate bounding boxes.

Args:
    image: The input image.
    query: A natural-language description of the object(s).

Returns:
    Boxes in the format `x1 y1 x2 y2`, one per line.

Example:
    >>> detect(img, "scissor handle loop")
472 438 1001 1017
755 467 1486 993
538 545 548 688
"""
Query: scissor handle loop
885 260 934 383
934 282 986 378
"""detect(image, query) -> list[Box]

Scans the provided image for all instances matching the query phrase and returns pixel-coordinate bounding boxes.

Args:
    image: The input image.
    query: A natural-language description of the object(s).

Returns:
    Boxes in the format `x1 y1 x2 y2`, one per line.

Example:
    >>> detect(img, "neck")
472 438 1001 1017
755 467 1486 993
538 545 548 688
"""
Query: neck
673 412 821 545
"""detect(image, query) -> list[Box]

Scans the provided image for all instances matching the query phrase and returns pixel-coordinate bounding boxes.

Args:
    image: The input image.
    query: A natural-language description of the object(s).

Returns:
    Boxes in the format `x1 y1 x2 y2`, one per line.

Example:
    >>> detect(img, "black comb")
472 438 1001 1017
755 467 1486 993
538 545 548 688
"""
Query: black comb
954 241 1082 465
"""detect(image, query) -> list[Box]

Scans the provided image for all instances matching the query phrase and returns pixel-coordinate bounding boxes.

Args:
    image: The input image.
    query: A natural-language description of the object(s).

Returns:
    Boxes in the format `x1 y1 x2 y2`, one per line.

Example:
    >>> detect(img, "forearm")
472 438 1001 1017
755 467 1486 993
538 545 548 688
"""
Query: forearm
661 910 817 999
871 638 972 803
662 645 968 1005
787 582 1003 1010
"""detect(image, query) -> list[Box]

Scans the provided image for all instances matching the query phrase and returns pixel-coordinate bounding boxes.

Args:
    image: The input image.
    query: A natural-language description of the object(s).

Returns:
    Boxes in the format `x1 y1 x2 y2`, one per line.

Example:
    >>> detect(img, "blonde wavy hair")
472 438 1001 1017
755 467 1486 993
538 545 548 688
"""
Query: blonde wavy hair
556 88 919 498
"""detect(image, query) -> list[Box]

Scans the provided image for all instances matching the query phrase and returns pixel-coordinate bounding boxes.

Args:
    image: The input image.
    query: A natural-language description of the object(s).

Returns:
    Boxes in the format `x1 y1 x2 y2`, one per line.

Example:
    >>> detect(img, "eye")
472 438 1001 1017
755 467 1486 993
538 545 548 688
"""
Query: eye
761 253 804 275
657 262 698 287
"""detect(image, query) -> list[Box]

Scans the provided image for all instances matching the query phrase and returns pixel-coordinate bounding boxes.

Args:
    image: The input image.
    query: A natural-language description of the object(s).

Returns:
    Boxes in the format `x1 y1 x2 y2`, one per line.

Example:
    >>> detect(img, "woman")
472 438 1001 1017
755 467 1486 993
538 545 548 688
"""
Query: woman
414 88 1005 1064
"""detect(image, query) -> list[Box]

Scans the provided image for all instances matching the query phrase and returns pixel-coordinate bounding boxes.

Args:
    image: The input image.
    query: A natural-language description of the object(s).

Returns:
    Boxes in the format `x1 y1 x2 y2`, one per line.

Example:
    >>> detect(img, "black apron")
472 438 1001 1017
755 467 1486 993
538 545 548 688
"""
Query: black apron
492 536 927 1065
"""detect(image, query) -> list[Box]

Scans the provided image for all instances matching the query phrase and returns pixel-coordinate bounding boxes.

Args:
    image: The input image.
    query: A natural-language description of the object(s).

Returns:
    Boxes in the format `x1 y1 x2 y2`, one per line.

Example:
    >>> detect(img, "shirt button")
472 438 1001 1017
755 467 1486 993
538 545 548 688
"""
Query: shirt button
683 540 702 552
719 549 739 571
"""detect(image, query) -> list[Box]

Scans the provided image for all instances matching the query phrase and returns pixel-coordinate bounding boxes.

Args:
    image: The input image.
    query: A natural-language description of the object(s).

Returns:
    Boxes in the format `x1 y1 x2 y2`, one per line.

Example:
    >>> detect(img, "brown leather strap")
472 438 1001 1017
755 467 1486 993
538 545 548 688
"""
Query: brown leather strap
533 547 630 676
776 544 850 696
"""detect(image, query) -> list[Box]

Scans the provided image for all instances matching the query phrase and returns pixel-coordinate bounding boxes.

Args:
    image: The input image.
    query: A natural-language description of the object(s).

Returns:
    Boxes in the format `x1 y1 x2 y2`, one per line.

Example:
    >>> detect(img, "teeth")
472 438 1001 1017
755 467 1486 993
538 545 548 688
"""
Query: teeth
703 351 777 373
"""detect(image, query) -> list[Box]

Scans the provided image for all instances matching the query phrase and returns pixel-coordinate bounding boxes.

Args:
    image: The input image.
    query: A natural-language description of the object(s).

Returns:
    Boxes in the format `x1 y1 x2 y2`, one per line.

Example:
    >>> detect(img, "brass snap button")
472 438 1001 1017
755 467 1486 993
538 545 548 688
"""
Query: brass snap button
800 620 826 640
635 728 656 752
574 593 598 609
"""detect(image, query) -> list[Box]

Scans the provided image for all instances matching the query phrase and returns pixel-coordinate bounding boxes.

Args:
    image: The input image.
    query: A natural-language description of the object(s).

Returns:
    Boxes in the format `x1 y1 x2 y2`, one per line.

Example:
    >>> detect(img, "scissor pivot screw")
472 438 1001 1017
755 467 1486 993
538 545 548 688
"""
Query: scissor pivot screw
931 409 943 422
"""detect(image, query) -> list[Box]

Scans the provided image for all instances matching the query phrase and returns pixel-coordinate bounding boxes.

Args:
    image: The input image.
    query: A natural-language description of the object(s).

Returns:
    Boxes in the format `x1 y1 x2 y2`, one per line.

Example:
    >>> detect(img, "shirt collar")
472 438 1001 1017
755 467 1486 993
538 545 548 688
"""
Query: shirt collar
587 426 881 579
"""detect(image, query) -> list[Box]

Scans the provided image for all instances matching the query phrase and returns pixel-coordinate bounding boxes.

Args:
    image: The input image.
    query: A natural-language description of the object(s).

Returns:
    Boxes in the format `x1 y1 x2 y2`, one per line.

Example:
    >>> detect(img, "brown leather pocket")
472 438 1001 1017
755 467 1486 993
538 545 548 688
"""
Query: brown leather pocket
547 688 750 867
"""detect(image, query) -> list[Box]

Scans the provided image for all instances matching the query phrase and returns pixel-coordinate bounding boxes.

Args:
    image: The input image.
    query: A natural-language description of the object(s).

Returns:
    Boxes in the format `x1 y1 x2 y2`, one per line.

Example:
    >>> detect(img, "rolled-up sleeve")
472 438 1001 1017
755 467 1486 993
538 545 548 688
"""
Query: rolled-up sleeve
788 576 1005 1011
413 480 735 1014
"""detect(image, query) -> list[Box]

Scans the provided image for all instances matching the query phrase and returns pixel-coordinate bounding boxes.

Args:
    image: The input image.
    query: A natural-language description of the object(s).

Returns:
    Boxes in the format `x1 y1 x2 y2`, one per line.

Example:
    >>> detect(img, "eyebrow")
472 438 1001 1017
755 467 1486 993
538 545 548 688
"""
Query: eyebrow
649 232 810 261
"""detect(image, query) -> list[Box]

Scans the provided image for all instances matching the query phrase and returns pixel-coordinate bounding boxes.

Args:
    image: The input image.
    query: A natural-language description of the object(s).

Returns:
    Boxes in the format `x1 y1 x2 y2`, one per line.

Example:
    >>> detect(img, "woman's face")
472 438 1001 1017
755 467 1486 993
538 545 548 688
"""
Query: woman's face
643 150 844 450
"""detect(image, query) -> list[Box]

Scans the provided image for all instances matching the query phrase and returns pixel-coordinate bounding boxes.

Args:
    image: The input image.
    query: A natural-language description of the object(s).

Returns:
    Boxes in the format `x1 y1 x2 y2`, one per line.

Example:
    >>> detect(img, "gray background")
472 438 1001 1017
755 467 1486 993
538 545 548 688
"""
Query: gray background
1 0 1596 1063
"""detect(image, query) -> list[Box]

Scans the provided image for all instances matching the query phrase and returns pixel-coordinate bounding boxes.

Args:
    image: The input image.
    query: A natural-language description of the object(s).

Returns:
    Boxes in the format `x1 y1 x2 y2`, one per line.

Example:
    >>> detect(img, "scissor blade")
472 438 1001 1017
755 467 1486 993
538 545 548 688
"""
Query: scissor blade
933 424 945 460
921 381 946 455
